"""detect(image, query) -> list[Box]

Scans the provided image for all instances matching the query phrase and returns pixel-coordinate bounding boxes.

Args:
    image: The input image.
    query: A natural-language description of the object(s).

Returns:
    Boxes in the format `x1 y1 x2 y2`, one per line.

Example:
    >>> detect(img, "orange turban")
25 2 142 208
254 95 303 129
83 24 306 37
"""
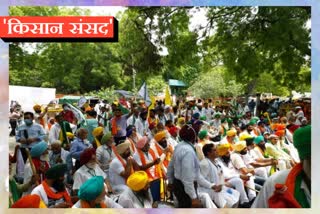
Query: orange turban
154 131 166 142
275 130 285 137
33 104 41 111
275 124 286 131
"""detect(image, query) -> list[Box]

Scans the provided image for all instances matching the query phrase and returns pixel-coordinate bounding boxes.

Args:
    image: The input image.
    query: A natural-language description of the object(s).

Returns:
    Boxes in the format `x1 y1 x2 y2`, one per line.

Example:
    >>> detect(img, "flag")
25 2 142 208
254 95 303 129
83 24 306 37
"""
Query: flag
66 103 87 126
165 85 172 106
147 96 156 119
138 82 151 106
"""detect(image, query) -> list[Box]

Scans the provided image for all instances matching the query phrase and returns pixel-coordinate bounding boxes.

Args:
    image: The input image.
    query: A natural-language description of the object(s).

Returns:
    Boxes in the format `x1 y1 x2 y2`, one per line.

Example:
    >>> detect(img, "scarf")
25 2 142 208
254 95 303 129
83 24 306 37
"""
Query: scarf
42 180 72 205
154 143 173 168
111 117 119 135
127 138 136 153
32 158 50 182
9 178 20 203
58 121 71 148
268 163 310 208
111 146 134 179
80 200 107 208
137 149 162 180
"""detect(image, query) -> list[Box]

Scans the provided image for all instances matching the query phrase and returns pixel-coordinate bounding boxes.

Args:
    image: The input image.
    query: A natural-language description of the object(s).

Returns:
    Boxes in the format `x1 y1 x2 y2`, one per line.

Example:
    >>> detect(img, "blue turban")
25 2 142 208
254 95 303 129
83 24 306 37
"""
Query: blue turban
78 176 104 201
30 141 48 157
254 136 264 144
192 113 200 119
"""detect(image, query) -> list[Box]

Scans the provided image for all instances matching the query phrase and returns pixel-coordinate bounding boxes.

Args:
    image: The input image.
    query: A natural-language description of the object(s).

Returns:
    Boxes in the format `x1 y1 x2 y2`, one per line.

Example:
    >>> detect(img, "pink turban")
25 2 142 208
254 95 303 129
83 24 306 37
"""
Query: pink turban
136 136 149 149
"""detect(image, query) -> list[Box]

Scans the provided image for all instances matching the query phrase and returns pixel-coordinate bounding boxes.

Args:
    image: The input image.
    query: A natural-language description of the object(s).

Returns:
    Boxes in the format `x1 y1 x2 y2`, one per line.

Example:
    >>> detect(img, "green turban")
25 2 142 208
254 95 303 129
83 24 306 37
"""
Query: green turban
78 176 104 201
101 132 113 145
45 164 67 180
293 125 311 160
200 116 207 121
198 130 208 140
254 135 264 144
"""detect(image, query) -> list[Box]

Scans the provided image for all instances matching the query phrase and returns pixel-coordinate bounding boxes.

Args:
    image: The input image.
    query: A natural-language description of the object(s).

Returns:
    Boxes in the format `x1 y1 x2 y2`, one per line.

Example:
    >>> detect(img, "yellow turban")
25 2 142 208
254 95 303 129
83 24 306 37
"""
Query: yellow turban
226 129 237 137
92 127 104 137
127 171 149 192
154 131 166 142
66 132 74 139
233 141 247 152
177 117 185 125
33 104 41 111
217 143 230 156
239 134 253 141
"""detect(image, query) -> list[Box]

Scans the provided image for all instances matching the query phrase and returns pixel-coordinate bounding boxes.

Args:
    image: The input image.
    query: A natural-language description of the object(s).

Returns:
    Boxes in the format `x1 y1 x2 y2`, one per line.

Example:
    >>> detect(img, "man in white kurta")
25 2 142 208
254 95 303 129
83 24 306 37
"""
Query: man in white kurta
199 143 240 208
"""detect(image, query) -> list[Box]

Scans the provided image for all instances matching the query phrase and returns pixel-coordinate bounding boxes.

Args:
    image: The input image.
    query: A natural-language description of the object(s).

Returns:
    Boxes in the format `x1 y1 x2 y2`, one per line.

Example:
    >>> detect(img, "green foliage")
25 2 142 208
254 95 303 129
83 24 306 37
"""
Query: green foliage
146 75 167 96
85 86 119 103
188 67 244 98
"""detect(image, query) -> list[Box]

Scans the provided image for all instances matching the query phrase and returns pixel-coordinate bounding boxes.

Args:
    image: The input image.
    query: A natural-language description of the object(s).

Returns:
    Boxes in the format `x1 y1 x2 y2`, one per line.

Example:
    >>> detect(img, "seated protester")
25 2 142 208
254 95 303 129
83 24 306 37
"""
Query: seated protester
48 114 72 150
9 157 37 207
11 194 47 208
133 136 163 202
266 134 295 171
199 143 240 208
220 129 237 150
92 127 104 149
151 131 174 175
275 128 300 163
252 125 311 208
96 132 116 178
126 125 141 154
31 164 72 208
73 176 122 208
109 141 140 193
70 128 91 170
195 130 210 161
118 171 154 208
215 143 256 206
231 141 269 191
23 141 50 195
49 140 70 167
73 148 112 196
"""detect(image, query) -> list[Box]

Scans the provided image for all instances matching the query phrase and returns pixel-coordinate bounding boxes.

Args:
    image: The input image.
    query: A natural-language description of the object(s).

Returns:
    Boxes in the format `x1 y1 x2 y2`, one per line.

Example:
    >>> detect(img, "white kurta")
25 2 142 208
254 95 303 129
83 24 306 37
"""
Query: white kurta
96 144 115 177
109 157 129 193
199 158 240 208
72 196 123 208
31 184 70 207
118 188 153 208
48 123 61 144
72 164 106 191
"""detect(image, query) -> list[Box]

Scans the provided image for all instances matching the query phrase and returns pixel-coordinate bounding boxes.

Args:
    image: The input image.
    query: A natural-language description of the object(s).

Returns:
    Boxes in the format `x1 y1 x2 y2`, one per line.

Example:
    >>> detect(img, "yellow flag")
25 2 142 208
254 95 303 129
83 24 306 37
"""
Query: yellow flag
147 96 156 118
165 85 172 106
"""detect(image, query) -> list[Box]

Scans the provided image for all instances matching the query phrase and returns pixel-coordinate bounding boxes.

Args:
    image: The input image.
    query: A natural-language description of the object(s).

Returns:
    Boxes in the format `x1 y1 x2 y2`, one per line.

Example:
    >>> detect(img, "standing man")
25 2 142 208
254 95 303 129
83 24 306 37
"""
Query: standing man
167 125 217 208
16 112 46 163
111 106 133 145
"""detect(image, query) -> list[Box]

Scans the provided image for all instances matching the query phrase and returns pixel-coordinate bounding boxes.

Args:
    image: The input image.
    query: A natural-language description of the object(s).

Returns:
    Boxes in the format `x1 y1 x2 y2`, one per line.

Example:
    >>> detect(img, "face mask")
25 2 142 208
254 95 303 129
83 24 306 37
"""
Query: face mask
63 107 68 111
40 154 49 162
24 119 33 126
86 161 97 168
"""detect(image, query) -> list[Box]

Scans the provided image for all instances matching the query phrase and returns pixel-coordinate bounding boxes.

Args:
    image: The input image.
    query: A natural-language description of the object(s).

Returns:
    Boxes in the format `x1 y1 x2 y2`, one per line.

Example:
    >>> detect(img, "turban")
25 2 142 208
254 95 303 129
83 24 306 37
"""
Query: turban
217 143 230 156
169 126 178 137
239 134 253 141
78 176 104 201
177 117 186 125
45 163 67 180
66 132 74 139
116 141 131 155
226 129 236 137
154 131 166 142
127 171 149 192
136 136 149 149
227 118 233 123
192 113 200 119
275 130 285 137
11 195 47 208
51 140 62 145
288 125 300 134
295 106 302 109
234 141 247 152
30 141 48 158
198 130 208 140
248 120 256 126
268 134 278 140
214 113 221 118
33 104 41 111
92 127 104 137
254 136 264 144
293 125 311 160
101 132 112 145
221 118 226 123
200 116 207 121
179 125 196 143
80 148 96 166
275 124 286 131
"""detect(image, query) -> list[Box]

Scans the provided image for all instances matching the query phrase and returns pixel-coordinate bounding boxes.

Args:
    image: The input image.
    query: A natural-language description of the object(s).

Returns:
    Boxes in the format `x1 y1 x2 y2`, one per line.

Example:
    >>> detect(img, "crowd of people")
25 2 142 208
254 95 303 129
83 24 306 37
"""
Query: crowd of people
8 98 311 208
